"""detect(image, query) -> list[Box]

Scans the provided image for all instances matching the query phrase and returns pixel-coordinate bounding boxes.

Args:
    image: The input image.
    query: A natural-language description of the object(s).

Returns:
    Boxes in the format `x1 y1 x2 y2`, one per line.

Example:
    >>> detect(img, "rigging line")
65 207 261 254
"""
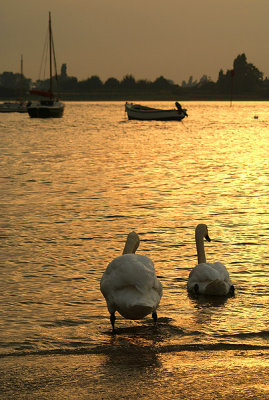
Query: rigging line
38 27 49 81
42 41 49 81
51 32 58 82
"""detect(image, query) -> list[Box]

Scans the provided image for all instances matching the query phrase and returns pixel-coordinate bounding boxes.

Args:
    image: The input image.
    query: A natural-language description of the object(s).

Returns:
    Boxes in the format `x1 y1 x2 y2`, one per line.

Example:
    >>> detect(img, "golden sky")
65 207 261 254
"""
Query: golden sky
1 0 269 84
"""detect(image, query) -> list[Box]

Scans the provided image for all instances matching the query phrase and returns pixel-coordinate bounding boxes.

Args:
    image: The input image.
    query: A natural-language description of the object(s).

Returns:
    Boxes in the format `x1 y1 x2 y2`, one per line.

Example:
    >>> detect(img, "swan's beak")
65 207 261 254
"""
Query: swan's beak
205 234 211 242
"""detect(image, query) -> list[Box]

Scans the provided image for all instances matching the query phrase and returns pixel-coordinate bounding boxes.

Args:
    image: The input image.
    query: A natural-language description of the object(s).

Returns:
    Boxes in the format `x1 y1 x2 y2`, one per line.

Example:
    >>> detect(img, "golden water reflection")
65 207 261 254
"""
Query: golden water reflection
0 101 268 356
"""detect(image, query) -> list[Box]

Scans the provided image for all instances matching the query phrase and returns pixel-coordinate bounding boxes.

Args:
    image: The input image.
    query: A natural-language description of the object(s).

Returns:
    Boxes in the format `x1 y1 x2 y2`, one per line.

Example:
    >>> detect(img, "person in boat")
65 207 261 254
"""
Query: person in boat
175 101 188 117
175 101 183 111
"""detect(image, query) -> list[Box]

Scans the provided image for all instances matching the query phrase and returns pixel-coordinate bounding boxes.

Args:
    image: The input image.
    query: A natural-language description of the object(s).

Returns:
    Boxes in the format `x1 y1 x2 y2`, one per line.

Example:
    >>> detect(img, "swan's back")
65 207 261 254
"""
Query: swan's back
101 253 162 319
187 262 232 295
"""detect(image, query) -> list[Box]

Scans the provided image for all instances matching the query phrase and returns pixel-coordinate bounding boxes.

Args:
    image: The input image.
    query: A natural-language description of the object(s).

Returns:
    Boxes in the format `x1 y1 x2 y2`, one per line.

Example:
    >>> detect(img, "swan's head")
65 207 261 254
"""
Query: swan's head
122 231 140 254
195 224 211 242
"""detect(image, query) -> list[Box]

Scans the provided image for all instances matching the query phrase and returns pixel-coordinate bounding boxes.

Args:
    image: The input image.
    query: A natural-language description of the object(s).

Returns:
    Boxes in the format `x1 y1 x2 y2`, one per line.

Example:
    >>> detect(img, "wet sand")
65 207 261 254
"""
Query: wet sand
0 348 268 399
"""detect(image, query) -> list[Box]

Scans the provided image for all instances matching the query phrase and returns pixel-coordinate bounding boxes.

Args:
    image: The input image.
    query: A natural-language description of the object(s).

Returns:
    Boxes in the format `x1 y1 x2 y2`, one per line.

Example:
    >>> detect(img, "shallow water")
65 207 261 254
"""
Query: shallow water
0 101 268 359
0 350 268 399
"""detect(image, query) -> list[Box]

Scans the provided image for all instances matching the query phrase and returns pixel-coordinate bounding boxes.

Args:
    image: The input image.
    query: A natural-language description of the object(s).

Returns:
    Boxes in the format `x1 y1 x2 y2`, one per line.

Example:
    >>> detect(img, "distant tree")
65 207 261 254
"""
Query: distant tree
199 75 211 85
0 71 31 91
198 75 215 91
217 53 263 94
78 75 103 91
263 77 269 90
216 68 231 93
104 77 120 89
261 76 269 98
1 72 19 88
218 69 224 81
233 53 263 92
181 76 198 88
0 85 16 98
120 74 136 89
136 79 151 90
152 75 172 89
59 76 78 91
88 75 103 89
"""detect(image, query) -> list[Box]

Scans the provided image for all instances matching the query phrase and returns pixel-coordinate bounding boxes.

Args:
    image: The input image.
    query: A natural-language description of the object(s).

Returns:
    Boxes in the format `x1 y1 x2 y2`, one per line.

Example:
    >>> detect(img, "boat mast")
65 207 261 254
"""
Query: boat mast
49 12 53 97
20 55 23 103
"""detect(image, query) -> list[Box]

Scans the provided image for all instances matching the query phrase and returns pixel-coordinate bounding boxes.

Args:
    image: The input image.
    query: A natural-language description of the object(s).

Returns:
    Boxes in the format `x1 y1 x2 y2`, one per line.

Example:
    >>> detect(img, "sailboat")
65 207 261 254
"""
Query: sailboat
27 12 64 118
0 55 27 113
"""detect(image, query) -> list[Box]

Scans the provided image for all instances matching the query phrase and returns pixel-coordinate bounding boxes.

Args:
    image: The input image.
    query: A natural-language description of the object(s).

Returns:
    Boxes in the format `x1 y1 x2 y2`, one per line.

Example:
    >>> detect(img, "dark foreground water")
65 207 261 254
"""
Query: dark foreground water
0 101 268 398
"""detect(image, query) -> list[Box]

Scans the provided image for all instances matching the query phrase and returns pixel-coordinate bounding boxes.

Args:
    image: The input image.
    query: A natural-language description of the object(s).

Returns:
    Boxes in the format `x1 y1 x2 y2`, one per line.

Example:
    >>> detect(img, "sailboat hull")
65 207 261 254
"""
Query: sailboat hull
0 102 27 113
27 101 64 118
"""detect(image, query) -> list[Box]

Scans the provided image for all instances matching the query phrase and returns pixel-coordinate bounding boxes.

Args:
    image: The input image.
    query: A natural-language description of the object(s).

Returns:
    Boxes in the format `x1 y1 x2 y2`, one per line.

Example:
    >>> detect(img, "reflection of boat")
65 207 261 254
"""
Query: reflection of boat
0 55 27 113
27 12 64 118
125 102 188 121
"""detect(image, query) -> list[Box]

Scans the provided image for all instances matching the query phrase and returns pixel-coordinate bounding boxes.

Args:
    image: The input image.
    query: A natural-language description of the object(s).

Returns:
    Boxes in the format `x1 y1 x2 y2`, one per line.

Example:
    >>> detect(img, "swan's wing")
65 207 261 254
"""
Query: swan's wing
101 253 161 295
100 253 162 315
211 262 231 283
153 275 163 298
187 262 232 295
188 263 220 282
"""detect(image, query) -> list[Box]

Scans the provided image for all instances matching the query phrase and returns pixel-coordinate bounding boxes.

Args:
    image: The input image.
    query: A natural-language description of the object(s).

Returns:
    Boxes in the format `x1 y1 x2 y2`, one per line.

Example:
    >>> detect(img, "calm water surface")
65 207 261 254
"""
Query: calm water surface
0 101 268 358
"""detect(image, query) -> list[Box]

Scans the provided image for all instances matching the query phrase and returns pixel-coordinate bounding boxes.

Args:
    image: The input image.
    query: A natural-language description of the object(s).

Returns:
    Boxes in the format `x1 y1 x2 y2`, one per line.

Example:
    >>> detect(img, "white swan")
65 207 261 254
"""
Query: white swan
100 231 163 332
187 224 234 296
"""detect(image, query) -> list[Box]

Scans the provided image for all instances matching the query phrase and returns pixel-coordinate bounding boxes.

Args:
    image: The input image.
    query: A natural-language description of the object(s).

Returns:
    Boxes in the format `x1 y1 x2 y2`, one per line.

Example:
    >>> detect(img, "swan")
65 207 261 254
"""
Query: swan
100 231 163 332
187 224 234 296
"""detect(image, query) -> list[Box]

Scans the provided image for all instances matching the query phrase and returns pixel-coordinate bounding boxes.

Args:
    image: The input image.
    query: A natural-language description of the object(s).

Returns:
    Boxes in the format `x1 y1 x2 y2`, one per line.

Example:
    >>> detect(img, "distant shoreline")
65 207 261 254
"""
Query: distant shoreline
1 94 269 102
43 91 269 101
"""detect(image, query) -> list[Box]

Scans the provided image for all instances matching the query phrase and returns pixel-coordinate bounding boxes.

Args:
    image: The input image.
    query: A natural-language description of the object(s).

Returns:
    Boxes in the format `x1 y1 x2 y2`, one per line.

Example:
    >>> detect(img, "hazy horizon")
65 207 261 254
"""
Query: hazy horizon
1 0 269 85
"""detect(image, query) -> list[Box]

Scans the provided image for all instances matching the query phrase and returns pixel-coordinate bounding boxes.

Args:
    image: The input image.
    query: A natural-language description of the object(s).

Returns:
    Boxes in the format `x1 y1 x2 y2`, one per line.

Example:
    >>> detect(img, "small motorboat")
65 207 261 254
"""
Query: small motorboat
125 101 188 121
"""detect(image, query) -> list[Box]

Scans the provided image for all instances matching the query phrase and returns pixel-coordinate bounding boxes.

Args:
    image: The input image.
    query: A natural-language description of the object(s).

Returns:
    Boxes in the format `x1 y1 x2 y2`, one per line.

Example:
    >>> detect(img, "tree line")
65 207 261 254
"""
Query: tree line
1 53 269 100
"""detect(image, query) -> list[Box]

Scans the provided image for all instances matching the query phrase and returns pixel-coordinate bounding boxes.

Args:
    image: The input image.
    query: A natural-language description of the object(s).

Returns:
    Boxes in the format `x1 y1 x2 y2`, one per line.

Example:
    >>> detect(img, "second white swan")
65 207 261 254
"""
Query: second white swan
187 224 234 296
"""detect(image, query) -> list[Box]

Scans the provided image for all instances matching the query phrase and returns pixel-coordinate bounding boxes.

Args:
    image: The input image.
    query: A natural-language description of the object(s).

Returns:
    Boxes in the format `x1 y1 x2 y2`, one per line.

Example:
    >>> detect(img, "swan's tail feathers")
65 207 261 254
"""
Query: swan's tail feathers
204 279 230 296
118 304 154 320
115 289 160 320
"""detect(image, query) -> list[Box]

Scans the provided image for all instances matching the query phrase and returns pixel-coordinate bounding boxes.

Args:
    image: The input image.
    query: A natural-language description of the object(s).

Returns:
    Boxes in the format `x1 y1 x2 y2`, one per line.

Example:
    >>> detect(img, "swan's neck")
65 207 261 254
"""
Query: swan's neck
196 231 207 264
123 241 136 254
122 232 140 254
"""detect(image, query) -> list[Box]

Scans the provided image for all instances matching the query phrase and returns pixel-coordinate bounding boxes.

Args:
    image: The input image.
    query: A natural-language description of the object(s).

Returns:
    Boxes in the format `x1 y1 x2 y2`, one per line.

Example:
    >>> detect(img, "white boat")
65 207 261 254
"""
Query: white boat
0 56 28 113
27 12 64 118
0 101 27 113
125 102 188 121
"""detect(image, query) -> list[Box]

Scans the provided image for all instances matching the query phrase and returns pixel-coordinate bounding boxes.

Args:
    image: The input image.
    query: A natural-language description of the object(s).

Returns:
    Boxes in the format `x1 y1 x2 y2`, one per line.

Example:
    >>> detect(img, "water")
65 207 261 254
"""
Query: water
0 101 268 360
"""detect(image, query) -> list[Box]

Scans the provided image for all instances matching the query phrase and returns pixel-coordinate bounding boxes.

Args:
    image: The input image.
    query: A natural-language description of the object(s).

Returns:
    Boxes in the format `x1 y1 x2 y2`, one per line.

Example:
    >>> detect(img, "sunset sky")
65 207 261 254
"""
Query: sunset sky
1 0 269 84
